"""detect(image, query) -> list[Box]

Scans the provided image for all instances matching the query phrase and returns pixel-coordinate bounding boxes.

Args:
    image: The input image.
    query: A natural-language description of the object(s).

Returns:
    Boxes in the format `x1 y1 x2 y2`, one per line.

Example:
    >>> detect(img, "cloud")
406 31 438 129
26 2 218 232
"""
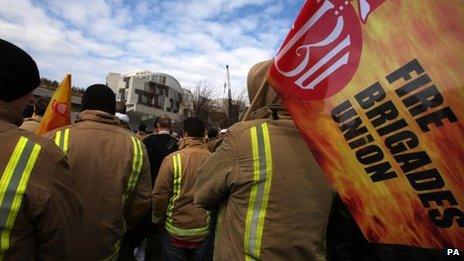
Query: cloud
0 0 302 98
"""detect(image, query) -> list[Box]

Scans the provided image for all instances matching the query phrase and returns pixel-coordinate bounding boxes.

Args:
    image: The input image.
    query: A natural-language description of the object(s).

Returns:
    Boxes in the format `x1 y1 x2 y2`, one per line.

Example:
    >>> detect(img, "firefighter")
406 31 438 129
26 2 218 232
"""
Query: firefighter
20 96 49 133
194 60 334 260
45 84 152 260
153 117 211 260
0 39 83 260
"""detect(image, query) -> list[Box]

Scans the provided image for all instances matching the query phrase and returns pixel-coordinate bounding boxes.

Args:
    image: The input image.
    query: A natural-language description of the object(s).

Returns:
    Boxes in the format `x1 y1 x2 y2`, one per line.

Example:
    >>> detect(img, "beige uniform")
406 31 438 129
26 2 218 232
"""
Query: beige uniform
194 61 334 260
45 110 152 260
153 137 211 241
0 100 82 260
19 114 42 133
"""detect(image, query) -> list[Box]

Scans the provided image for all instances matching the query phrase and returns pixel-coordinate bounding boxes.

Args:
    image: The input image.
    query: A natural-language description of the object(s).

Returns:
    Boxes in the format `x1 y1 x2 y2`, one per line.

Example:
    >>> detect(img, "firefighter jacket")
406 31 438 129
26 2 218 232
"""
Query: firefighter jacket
19 114 42 133
153 137 211 242
45 110 152 260
0 100 83 260
194 60 334 260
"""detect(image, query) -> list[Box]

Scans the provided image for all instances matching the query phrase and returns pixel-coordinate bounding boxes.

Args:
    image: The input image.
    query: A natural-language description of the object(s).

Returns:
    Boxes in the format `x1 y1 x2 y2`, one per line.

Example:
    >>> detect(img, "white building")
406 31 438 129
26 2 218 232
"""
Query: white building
106 71 183 130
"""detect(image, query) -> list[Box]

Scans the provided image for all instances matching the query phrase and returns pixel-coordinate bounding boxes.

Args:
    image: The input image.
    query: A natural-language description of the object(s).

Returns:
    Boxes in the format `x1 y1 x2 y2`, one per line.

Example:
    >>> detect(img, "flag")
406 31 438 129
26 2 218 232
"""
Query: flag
36 74 72 135
268 0 463 249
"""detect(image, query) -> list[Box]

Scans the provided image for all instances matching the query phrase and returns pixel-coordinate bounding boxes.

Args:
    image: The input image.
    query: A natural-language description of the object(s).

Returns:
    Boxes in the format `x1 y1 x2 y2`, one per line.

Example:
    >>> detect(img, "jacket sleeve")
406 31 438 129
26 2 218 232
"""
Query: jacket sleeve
36 156 83 260
125 146 152 229
194 133 236 210
152 155 173 223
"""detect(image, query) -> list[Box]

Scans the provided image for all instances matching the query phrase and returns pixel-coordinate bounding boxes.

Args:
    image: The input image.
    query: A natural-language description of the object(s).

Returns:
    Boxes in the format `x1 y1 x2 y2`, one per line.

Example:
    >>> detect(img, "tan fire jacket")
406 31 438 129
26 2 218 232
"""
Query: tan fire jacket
0 100 83 260
153 137 211 242
19 114 42 133
194 60 334 260
45 110 152 260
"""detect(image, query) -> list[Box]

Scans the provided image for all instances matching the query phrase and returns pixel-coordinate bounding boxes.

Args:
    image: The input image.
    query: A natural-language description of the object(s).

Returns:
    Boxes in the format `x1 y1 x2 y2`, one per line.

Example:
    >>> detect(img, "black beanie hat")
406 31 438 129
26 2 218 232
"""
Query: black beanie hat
81 84 116 115
0 39 40 102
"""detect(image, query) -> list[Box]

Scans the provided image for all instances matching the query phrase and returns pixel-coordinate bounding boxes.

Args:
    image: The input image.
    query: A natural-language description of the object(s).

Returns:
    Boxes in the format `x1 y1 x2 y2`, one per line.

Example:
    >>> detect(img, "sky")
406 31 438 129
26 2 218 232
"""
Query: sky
0 0 303 97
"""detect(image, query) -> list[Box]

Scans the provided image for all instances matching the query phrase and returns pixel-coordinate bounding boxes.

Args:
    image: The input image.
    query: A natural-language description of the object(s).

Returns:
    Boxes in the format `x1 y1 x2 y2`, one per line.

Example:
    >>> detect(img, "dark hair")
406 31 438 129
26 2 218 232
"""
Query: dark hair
35 96 50 116
81 84 116 115
138 124 147 132
183 117 205 138
157 115 172 129
22 102 35 118
208 127 219 139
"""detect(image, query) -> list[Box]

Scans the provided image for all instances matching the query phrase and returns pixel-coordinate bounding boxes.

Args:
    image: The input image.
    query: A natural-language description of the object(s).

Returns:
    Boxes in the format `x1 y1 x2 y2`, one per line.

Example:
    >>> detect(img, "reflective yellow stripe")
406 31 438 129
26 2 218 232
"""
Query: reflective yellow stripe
0 137 42 257
244 127 259 255
62 128 70 153
165 222 209 237
244 123 273 260
54 130 62 147
165 153 209 238
53 129 70 154
166 154 182 224
122 137 143 206
107 137 143 260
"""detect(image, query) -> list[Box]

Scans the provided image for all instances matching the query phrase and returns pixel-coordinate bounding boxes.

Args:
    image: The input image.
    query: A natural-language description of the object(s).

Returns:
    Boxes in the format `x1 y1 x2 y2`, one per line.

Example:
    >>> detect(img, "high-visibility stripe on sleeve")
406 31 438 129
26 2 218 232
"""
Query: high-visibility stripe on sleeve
54 130 61 147
62 128 70 153
108 137 144 260
53 129 70 154
164 153 210 238
166 154 182 225
244 123 273 260
0 137 42 256
122 137 144 206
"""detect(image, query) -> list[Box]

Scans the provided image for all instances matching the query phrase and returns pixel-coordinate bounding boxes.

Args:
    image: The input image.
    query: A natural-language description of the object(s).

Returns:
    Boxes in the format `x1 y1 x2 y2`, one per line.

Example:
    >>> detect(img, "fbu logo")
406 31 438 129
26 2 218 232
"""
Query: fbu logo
270 0 385 100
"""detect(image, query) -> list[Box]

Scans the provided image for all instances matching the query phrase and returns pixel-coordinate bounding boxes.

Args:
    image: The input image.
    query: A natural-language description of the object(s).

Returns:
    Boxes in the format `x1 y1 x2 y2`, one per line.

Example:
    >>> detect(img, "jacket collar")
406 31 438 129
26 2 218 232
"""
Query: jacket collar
157 130 170 135
250 103 291 120
179 137 207 150
23 114 43 123
75 110 119 126
0 100 23 127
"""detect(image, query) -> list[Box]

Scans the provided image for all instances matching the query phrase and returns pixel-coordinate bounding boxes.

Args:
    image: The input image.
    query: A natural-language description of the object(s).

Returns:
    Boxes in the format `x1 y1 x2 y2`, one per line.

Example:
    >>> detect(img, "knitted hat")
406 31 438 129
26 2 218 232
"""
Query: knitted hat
0 39 40 102
81 84 116 115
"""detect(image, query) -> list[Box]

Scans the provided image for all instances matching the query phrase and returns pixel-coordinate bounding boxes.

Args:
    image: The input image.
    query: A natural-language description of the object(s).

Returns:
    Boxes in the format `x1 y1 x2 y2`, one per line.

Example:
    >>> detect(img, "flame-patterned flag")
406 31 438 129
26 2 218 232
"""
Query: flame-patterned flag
36 74 72 135
268 0 463 249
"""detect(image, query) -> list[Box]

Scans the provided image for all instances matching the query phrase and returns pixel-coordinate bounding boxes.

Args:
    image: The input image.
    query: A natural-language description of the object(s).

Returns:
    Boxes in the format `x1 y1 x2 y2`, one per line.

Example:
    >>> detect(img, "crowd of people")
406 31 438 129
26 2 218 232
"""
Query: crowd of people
0 39 452 261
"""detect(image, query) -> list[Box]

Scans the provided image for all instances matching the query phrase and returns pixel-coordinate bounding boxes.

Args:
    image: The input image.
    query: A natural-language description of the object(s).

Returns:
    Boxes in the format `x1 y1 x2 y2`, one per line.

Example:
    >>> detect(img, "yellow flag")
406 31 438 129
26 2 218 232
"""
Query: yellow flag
36 74 72 135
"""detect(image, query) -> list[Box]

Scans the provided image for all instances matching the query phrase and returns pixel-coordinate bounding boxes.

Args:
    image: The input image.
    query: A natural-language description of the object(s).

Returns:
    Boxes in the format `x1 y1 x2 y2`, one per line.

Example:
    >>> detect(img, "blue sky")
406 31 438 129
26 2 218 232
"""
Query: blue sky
0 0 302 97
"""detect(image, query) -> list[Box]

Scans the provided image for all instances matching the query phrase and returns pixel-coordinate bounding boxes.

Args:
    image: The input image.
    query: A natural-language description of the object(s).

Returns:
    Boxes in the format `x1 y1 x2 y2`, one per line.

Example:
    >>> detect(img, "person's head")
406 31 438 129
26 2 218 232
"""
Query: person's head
34 96 50 116
218 129 227 138
81 84 116 115
138 124 147 133
182 117 206 138
0 39 40 114
115 101 126 114
208 127 219 139
156 114 172 131
246 59 280 117
22 102 35 118
115 112 130 130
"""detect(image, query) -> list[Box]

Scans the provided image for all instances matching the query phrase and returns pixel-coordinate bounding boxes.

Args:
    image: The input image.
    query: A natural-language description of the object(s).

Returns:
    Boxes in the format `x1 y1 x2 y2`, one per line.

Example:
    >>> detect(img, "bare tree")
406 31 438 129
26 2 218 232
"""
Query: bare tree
182 81 216 123
227 89 248 125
